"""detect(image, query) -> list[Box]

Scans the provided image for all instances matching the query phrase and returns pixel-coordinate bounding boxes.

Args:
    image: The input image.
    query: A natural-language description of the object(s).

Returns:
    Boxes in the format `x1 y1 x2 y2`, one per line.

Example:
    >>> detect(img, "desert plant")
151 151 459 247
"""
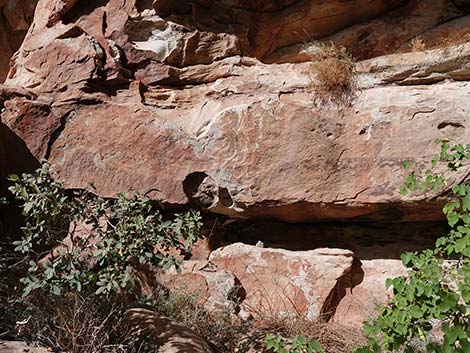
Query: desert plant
356 139 470 353
17 291 150 353
266 334 323 353
410 36 426 52
138 288 250 353
261 314 363 353
3 162 203 351
307 42 357 106
8 162 202 297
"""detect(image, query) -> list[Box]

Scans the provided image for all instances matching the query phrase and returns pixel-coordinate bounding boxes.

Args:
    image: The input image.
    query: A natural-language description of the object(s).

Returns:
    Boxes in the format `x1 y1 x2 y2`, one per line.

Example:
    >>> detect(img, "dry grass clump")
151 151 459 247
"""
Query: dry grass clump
410 36 426 52
138 288 251 353
254 314 365 353
307 42 357 107
408 32 470 52
139 289 364 353
438 31 470 48
5 285 365 353
12 292 150 353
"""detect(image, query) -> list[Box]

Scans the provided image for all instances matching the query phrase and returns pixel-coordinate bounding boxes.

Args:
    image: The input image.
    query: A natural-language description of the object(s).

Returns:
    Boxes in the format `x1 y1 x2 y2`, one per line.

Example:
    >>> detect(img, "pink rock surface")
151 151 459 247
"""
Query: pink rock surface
2 0 470 222
331 259 407 325
209 243 354 319
0 0 38 82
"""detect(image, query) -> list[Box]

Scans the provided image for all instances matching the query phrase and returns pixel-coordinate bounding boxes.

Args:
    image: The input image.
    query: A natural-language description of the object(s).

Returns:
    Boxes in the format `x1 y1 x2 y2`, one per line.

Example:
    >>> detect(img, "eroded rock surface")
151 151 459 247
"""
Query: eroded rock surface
1 0 470 222
331 258 407 325
0 0 38 82
209 243 354 320
126 309 216 353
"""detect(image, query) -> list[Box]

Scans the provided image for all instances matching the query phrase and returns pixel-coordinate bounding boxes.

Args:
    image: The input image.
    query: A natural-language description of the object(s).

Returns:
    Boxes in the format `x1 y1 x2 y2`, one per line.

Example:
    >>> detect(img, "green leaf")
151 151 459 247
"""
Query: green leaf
50 285 61 296
408 305 424 318
309 339 323 353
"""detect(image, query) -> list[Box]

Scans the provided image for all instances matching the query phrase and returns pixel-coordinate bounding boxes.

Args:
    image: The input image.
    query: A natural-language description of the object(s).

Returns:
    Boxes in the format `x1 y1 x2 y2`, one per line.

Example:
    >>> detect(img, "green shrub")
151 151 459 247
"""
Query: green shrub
8 162 202 297
356 139 470 353
266 334 323 353
3 162 202 351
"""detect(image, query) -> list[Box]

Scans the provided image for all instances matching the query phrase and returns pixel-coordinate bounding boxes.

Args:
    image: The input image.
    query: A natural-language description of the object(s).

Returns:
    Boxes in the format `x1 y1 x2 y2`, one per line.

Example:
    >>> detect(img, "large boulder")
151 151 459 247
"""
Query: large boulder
126 308 215 353
331 259 407 325
211 220 447 325
209 243 354 320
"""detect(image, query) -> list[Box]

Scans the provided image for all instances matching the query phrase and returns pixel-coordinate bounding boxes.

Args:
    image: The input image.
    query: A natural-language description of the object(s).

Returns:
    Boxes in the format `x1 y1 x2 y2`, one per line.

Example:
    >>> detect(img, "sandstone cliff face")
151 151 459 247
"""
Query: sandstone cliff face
0 0 38 82
2 0 470 222
1 0 470 326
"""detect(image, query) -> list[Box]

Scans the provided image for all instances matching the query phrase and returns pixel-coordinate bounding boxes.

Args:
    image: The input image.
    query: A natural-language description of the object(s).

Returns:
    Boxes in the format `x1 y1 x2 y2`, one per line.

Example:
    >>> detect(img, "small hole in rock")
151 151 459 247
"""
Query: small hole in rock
219 187 234 207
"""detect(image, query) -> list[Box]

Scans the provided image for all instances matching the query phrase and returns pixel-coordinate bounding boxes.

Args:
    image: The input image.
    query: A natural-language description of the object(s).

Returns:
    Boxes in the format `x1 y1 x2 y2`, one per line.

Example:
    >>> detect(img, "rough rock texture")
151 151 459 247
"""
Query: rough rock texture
272 0 470 62
358 42 470 85
0 0 38 82
0 341 50 353
146 219 448 324
208 221 446 323
158 260 242 313
152 0 406 60
2 0 470 222
209 243 354 320
126 309 215 353
332 259 407 325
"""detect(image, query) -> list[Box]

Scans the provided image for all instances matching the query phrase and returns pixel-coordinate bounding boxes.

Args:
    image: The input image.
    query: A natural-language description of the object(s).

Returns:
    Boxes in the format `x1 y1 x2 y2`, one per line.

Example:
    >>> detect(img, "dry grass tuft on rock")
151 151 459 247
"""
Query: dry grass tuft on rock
407 33 470 52
307 42 357 107
410 36 426 52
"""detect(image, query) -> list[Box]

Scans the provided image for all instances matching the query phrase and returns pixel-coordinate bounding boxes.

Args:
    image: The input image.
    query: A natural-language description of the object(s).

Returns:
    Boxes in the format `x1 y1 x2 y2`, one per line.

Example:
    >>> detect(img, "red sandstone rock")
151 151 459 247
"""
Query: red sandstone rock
2 0 470 222
209 243 354 320
331 259 407 326
158 260 242 313
0 0 38 82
